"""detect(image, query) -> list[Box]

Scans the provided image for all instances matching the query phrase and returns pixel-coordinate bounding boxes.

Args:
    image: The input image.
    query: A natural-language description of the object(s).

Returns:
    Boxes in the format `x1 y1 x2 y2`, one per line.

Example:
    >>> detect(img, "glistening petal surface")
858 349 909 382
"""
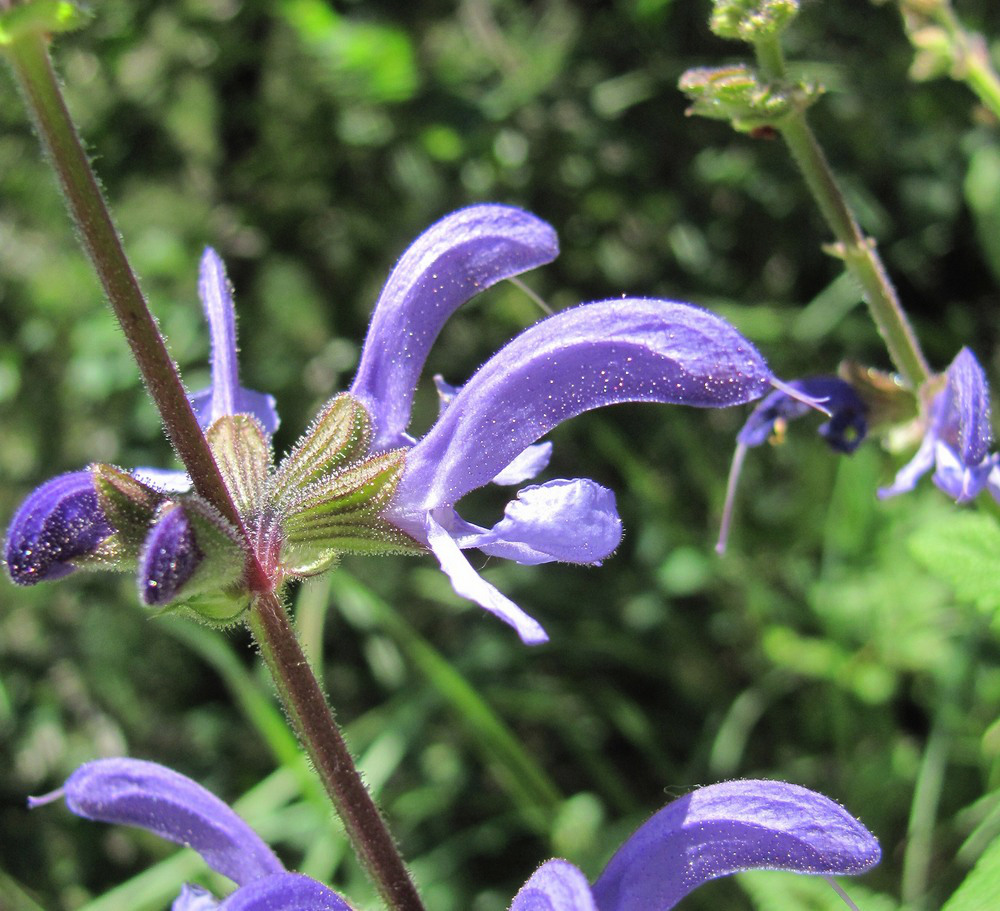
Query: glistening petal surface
510 859 598 911
350 205 559 450
5 470 112 584
590 779 880 911
54 758 285 886
393 299 771 517
217 873 352 911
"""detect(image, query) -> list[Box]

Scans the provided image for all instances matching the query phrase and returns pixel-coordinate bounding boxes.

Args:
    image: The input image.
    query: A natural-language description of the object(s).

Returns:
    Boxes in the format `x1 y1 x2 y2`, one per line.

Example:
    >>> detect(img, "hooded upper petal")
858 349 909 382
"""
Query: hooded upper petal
191 248 279 434
350 205 559 451
590 779 880 911
35 758 285 887
217 873 352 911
5 470 113 584
510 860 598 911
390 298 771 528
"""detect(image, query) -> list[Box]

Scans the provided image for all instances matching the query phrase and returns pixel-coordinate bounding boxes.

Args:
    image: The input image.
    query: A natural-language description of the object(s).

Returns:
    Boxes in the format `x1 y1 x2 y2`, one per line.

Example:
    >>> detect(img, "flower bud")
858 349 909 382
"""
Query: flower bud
139 499 245 615
709 0 800 43
5 471 113 585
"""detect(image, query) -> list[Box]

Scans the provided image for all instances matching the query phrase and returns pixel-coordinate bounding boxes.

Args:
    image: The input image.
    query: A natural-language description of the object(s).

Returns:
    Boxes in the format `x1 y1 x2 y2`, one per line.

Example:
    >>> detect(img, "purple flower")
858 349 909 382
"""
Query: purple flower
350 205 774 644
29 758 350 911
717 376 868 553
879 347 996 503
512 779 880 911
7 206 778 640
33 761 878 911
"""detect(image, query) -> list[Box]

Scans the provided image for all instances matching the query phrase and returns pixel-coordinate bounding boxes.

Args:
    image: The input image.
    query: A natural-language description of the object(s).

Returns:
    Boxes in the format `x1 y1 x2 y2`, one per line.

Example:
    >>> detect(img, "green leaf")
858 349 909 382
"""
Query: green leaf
908 511 1000 615
942 833 1000 911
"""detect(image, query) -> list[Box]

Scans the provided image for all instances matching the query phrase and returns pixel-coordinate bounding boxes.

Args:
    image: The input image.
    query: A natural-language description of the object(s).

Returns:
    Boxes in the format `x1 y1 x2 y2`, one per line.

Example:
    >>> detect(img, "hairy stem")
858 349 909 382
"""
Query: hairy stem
754 36 931 389
4 31 246 532
7 31 423 909
249 591 426 911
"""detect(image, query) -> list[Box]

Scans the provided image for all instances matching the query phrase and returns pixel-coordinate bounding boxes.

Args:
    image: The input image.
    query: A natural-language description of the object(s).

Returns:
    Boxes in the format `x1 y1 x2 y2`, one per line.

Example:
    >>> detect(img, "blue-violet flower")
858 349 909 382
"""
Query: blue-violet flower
879 347 997 503
32 758 880 911
7 205 781 640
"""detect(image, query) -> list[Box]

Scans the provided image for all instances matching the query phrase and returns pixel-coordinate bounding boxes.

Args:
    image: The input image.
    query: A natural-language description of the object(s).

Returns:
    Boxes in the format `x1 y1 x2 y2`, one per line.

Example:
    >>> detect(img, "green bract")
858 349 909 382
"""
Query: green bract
678 64 821 132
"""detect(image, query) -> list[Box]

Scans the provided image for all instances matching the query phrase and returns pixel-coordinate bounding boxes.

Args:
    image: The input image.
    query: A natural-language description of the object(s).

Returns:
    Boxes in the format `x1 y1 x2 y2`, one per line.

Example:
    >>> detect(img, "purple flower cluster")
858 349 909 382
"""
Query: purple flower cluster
32 758 880 911
6 205 778 642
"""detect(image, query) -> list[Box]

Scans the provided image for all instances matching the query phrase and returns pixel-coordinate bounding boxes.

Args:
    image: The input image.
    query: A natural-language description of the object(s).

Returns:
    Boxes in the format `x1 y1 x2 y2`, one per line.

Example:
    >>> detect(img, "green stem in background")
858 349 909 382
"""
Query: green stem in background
6 28 424 911
903 0 1000 123
249 590 426 911
753 35 932 391
3 30 247 536
900 620 981 909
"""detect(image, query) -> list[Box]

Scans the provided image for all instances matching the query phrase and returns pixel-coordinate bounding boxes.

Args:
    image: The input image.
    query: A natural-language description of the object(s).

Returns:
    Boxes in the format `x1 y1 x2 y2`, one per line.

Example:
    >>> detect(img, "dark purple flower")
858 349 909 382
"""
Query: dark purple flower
4 470 113 584
30 758 350 911
880 347 996 503
511 779 880 911
347 205 774 643
717 376 867 553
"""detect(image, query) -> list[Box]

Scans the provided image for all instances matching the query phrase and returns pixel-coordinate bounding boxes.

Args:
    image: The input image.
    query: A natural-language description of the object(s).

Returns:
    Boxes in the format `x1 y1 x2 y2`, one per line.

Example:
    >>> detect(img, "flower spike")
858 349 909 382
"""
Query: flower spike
5 470 113 584
350 204 559 450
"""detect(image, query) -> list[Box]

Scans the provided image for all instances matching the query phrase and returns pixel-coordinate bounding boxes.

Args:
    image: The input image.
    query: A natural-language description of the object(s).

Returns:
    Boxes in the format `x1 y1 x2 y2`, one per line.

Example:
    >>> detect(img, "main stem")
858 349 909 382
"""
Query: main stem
5 31 244 531
754 36 931 390
249 591 426 911
7 31 424 911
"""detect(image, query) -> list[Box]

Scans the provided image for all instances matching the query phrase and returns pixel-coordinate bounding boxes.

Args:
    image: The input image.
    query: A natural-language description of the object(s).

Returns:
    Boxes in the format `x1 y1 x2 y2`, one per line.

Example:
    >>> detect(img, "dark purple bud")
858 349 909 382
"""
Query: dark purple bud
138 501 245 608
738 376 867 454
5 470 113 585
139 506 203 606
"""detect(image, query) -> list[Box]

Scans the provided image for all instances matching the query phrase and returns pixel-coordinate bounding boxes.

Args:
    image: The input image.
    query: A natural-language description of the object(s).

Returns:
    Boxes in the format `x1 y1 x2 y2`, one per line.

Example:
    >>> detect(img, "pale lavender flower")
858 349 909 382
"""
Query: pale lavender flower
32 760 878 911
350 205 774 643
880 347 996 503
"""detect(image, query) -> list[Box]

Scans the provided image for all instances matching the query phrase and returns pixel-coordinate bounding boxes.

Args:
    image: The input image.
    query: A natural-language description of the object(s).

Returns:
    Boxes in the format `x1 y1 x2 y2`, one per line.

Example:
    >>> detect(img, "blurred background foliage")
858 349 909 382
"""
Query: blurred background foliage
3 0 1000 909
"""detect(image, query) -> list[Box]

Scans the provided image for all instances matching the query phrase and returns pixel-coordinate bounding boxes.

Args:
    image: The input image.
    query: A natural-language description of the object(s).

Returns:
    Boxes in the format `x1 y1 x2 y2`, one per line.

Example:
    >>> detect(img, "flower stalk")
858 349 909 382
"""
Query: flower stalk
5 27 424 911
750 36 931 390
248 590 426 911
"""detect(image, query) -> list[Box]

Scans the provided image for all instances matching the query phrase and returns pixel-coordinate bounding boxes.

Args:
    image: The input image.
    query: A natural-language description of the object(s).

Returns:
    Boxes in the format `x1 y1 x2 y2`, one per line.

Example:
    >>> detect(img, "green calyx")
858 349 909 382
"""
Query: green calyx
269 396 422 576
0 1 91 47
73 463 167 569
710 0 799 44
678 64 821 132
